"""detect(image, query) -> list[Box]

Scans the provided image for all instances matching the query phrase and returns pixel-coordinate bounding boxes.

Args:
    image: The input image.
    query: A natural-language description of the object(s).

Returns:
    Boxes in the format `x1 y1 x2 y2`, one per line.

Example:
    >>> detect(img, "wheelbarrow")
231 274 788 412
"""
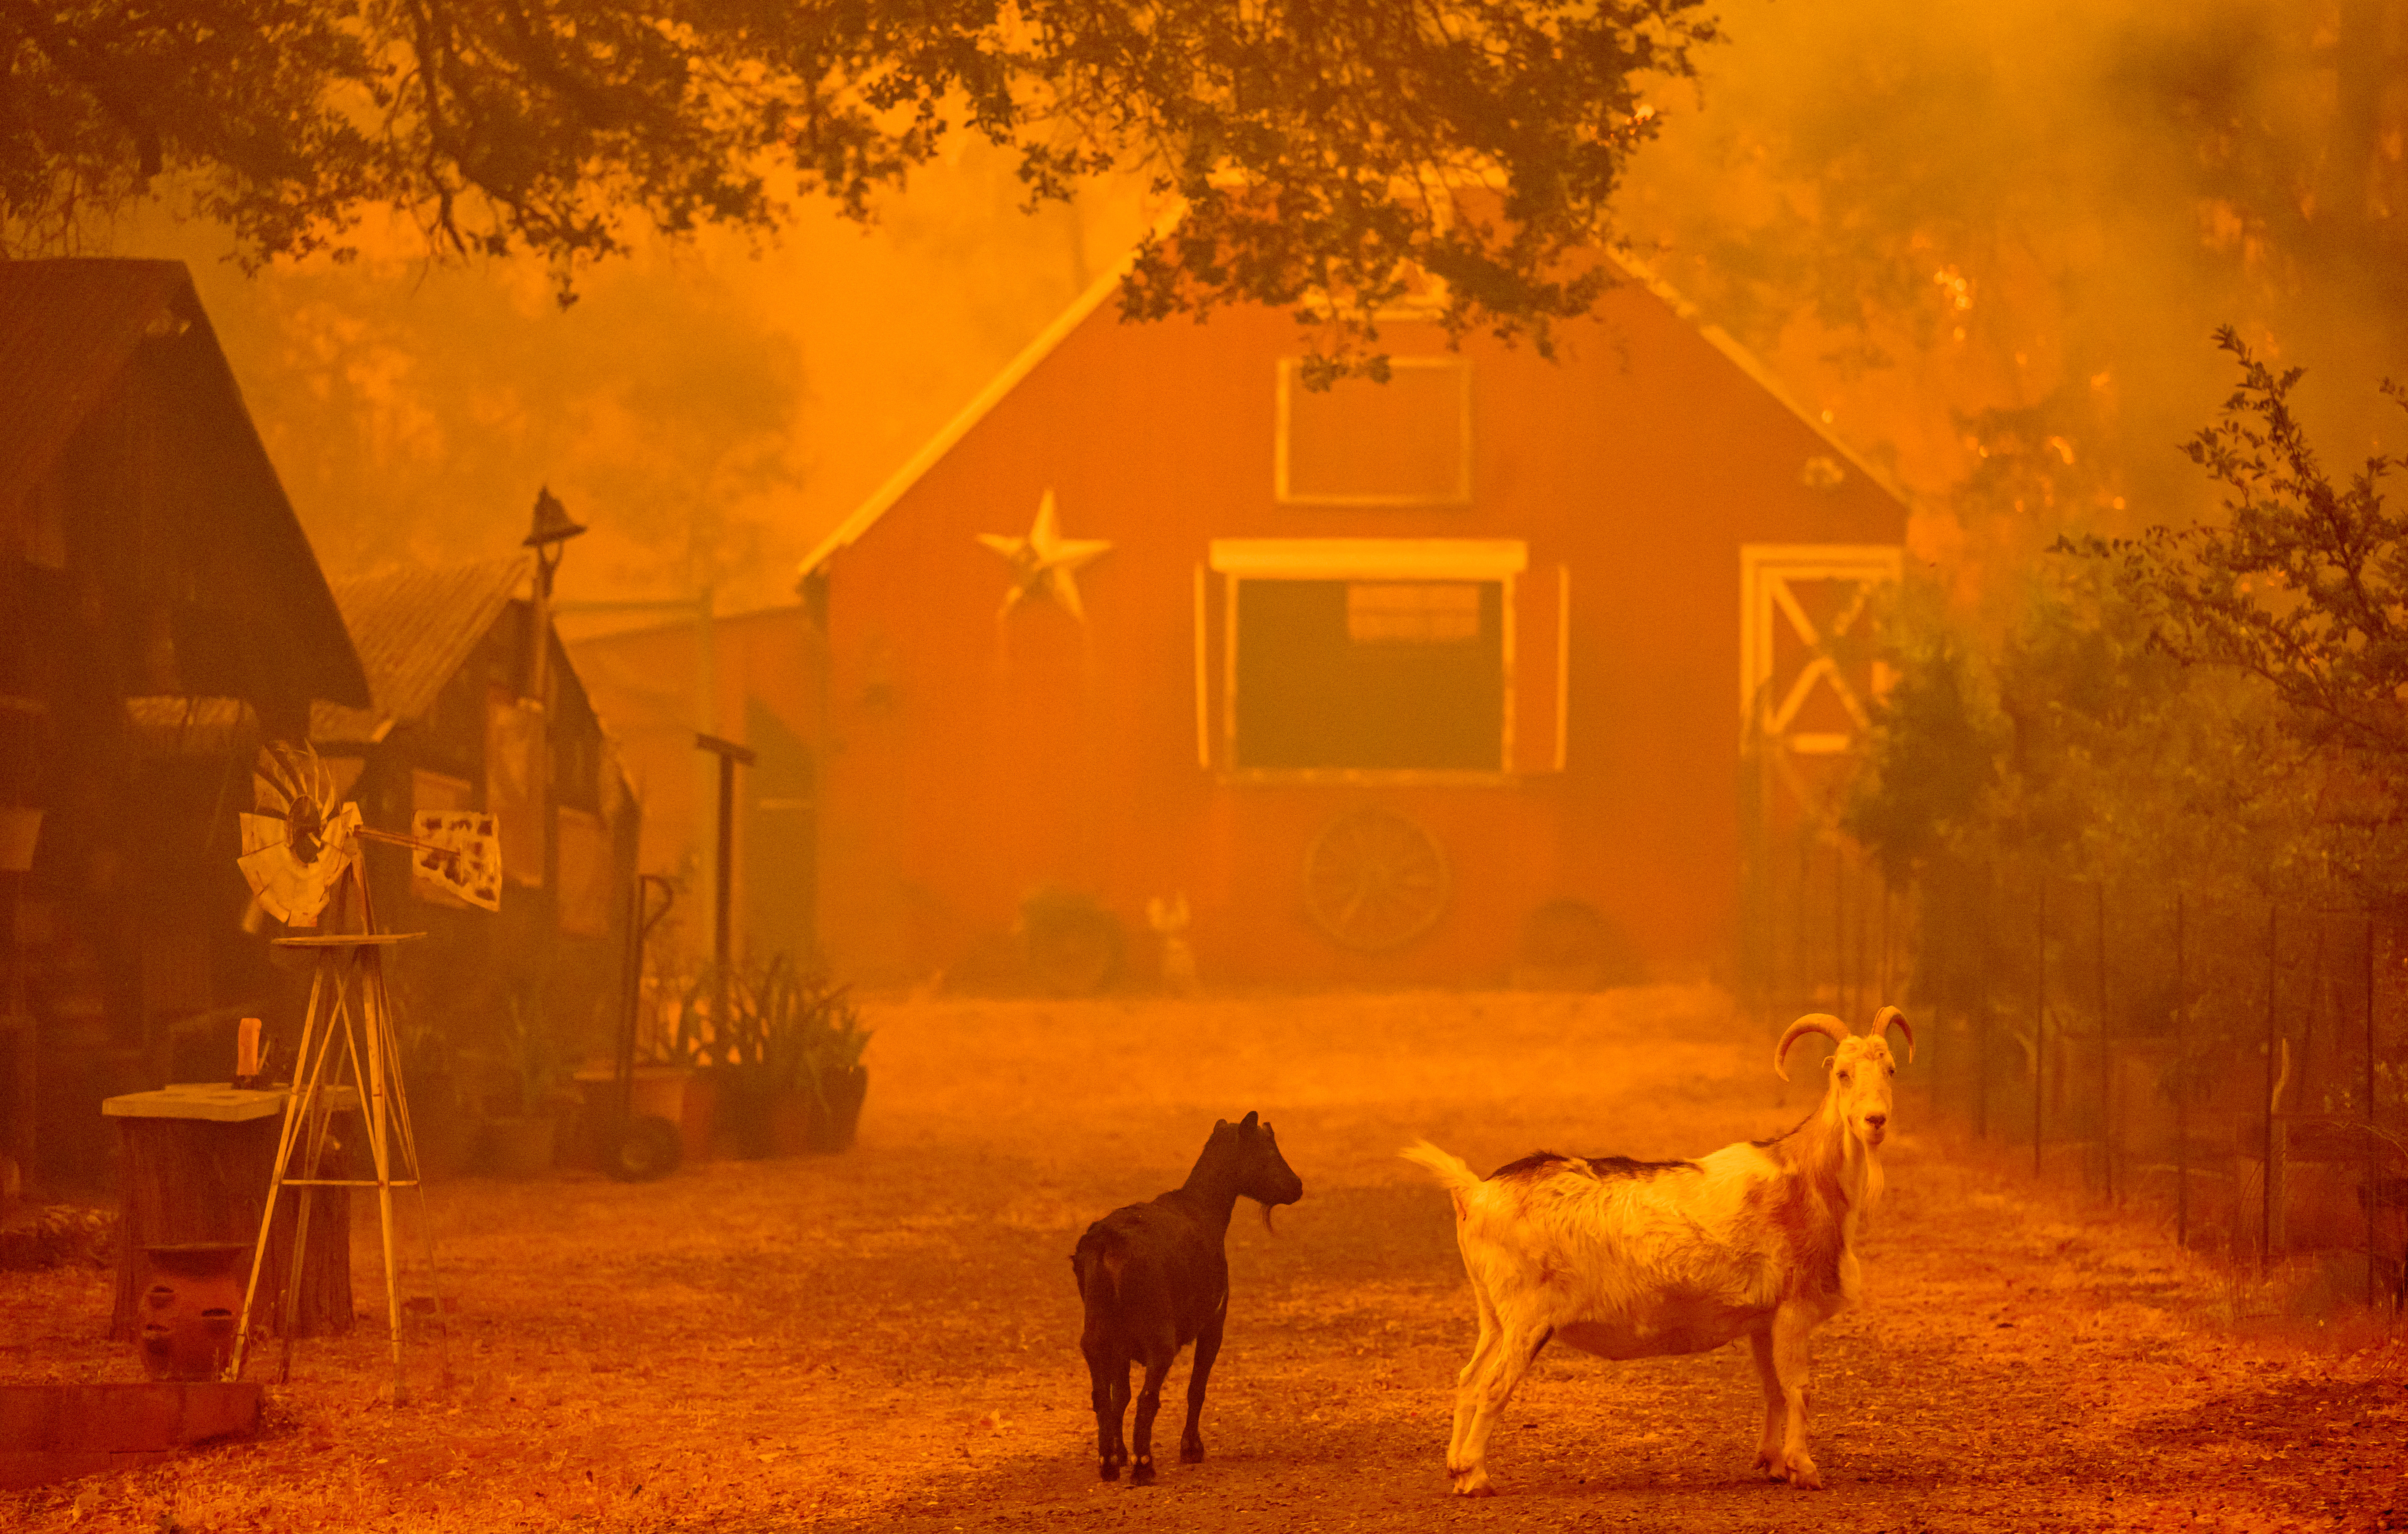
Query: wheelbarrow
601 874 683 1181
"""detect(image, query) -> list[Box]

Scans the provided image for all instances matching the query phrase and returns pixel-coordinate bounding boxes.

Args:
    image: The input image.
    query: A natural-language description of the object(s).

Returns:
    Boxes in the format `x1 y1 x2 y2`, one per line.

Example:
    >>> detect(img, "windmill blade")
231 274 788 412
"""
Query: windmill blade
237 811 289 860
235 802 359 927
253 769 294 819
253 742 310 816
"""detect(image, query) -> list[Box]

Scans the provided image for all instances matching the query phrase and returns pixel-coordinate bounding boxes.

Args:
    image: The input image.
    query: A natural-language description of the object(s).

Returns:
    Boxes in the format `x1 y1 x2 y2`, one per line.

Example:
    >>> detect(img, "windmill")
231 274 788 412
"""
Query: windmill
225 744 494 1392
236 745 361 928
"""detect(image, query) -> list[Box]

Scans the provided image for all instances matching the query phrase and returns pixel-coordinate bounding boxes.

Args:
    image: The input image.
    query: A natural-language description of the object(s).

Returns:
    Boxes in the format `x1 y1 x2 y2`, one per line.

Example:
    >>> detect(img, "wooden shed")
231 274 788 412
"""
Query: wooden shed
0 259 371 1183
311 557 640 1094
823 253 1909 989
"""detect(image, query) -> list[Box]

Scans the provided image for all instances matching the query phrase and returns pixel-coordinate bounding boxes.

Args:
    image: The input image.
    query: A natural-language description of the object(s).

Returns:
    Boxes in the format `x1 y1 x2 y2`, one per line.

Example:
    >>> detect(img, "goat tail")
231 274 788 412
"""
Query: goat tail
1400 1138 1481 1220
1072 1227 1122 1310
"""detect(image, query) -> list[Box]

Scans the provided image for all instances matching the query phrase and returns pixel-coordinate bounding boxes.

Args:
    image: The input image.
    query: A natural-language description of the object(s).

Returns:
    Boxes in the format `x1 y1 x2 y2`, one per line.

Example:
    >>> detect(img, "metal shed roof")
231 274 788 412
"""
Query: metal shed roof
313 557 531 741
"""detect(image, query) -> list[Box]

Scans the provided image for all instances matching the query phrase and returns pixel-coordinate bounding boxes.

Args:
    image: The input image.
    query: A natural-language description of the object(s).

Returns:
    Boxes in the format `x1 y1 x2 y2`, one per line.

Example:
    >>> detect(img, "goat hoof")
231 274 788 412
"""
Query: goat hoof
1130 1461 1156 1487
1179 1440 1205 1464
1449 1471 1495 1497
1786 1460 1823 1491
1098 1462 1118 1482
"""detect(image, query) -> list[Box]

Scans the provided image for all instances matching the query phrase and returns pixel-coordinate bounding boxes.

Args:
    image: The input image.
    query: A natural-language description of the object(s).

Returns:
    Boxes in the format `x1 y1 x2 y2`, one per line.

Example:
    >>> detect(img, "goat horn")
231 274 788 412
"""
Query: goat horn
1774 1013 1851 1081
1874 1005 1914 1064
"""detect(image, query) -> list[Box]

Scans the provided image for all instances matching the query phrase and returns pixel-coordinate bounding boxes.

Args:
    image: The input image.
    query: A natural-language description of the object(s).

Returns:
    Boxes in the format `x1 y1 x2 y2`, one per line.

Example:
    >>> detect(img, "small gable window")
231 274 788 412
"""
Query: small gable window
1276 357 1472 505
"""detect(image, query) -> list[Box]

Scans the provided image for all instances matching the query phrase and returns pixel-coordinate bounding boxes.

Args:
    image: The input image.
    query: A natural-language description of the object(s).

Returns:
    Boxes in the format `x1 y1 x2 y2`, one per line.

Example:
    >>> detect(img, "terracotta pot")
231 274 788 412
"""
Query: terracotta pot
680 1068 719 1165
570 1065 709 1170
768 1092 815 1158
806 1067 869 1155
481 1115 557 1179
721 1081 784 1161
136 1243 249 1381
0 807 40 874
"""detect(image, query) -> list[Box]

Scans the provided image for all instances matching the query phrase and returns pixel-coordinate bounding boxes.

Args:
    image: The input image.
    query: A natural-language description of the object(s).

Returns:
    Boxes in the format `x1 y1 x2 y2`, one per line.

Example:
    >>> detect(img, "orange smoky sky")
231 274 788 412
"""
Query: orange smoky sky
132 144 1154 628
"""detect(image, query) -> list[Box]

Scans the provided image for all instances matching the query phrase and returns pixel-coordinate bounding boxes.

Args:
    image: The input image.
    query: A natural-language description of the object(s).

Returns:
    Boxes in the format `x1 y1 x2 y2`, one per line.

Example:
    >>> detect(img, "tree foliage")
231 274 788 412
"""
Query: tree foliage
0 0 1716 372
2077 330 2408 763
1852 338 2408 922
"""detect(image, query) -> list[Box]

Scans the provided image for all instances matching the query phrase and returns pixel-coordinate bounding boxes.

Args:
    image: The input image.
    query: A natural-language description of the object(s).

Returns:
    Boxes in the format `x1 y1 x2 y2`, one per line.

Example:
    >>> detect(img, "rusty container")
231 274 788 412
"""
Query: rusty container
135 1243 250 1381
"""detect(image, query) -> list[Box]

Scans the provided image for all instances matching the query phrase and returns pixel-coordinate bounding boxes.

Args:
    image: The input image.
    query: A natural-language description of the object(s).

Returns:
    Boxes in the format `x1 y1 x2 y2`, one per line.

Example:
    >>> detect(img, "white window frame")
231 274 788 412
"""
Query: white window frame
1205 537 1525 785
1273 357 1474 506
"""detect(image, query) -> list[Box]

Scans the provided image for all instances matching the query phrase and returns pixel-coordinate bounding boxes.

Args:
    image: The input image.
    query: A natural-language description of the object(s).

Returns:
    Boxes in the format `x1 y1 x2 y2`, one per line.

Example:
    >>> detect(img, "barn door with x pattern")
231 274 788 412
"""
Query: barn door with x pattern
1740 544 1901 842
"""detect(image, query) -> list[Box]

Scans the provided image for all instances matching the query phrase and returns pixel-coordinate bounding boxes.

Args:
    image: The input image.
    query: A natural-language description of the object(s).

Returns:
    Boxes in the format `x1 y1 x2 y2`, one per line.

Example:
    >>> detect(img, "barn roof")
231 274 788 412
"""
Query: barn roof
795 241 1911 579
0 258 371 709
312 557 530 743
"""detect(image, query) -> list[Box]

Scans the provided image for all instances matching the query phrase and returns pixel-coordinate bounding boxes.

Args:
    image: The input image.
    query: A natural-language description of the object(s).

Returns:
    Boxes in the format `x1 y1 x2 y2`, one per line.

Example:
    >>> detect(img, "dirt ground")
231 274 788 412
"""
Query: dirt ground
4 985 2405 1533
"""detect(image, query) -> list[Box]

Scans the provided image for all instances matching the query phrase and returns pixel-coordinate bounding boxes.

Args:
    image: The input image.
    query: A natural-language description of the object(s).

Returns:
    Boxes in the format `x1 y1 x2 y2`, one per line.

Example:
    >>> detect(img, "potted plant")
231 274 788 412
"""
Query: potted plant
482 992 567 1178
798 979 872 1154
701 957 873 1158
712 957 808 1160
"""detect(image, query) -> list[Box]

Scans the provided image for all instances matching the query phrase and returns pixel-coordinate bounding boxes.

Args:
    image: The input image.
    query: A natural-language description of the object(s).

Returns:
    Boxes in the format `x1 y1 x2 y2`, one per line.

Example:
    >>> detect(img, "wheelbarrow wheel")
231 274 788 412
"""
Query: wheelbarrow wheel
605 1114 684 1182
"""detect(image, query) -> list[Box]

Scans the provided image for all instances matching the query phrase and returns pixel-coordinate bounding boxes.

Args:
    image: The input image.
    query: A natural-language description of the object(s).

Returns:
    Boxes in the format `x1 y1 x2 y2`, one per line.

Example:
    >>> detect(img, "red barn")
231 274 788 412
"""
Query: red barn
793 253 1908 990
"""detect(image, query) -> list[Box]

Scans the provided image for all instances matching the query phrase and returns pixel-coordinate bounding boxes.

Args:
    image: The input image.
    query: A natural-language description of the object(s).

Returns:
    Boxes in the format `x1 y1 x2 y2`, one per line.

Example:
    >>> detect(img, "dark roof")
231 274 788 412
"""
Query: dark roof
314 558 531 741
0 258 371 709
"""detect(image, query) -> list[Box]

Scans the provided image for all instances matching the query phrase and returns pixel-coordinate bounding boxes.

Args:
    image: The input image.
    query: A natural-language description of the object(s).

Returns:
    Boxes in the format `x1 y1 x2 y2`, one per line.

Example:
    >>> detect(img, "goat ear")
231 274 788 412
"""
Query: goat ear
1241 1111 1259 1129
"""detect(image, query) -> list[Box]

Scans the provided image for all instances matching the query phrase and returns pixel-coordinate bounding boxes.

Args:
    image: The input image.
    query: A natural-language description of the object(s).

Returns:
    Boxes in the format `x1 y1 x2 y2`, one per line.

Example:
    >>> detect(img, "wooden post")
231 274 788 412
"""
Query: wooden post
693 734 756 1025
2034 878 2047 1178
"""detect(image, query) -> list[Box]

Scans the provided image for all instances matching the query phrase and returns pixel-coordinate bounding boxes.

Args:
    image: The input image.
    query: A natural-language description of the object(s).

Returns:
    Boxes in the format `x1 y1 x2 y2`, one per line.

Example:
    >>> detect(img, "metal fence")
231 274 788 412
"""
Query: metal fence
1741 834 2408 1310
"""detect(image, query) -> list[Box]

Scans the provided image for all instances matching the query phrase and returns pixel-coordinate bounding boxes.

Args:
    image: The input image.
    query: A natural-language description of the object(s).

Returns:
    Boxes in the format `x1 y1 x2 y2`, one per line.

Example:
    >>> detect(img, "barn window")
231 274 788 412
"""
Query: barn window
1275 357 1472 505
1208 539 1524 777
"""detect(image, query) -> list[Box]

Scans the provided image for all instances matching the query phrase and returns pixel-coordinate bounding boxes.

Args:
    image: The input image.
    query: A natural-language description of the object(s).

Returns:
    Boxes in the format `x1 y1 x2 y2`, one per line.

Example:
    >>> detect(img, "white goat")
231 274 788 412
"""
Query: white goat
1401 1006 1912 1495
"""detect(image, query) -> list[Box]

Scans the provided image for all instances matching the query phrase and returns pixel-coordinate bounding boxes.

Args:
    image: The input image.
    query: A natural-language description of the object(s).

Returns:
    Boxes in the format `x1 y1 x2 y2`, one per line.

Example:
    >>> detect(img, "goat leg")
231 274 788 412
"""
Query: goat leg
1083 1341 1128 1480
1129 1351 1174 1485
1450 1322 1550 1496
1108 1361 1133 1474
1180 1306 1226 1463
1449 1266 1504 1473
1766 1303 1823 1490
1748 1328 1786 1478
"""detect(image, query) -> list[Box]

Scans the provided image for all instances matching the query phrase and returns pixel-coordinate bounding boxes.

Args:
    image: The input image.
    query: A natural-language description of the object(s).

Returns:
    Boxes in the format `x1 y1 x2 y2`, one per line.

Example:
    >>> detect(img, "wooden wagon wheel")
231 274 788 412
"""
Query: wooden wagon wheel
1302 807 1451 951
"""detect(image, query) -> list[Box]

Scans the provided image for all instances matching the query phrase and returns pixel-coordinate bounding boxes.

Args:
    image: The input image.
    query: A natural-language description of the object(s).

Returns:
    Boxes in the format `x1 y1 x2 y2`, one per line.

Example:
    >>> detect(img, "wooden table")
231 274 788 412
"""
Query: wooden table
102 1085 355 1344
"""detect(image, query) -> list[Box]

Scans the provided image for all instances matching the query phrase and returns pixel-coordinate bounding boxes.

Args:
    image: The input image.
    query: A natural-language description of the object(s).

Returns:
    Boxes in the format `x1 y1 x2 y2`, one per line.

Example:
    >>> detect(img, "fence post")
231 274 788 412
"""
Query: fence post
2262 904 2280 1275
1880 876 1892 1012
1977 867 1993 1138
2368 918 2380 1310
2175 891 2188 1249
2097 883 2112 1203
1795 833 1811 1020
1840 843 1859 1021
2035 878 2048 1179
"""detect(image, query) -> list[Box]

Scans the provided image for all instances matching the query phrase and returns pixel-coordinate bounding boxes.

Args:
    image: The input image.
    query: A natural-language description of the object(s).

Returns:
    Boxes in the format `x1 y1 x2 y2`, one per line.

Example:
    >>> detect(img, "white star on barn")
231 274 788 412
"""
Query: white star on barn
975 489 1112 620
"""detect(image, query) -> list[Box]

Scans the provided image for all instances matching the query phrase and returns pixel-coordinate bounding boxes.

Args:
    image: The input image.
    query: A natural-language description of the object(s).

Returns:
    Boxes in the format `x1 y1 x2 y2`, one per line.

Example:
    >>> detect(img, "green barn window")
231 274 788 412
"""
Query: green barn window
1208 539 1524 779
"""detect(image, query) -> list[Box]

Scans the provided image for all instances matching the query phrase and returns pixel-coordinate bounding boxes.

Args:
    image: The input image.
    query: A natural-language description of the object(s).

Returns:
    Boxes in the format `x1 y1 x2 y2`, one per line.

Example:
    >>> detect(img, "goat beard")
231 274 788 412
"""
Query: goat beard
1255 1199 1278 1235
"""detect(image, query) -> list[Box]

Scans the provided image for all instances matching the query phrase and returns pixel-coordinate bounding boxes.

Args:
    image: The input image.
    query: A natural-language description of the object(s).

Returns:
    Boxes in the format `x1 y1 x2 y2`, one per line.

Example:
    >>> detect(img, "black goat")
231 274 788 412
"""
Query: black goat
1070 1111 1304 1484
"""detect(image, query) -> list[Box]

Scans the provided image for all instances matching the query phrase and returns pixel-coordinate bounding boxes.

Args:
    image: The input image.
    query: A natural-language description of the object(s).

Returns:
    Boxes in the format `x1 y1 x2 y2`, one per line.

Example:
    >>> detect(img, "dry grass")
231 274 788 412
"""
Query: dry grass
4 986 2404 1532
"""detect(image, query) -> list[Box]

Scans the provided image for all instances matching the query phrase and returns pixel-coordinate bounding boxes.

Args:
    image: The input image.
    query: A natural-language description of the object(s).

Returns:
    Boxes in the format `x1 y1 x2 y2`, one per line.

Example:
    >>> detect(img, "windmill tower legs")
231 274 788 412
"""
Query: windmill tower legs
227 931 430 1391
